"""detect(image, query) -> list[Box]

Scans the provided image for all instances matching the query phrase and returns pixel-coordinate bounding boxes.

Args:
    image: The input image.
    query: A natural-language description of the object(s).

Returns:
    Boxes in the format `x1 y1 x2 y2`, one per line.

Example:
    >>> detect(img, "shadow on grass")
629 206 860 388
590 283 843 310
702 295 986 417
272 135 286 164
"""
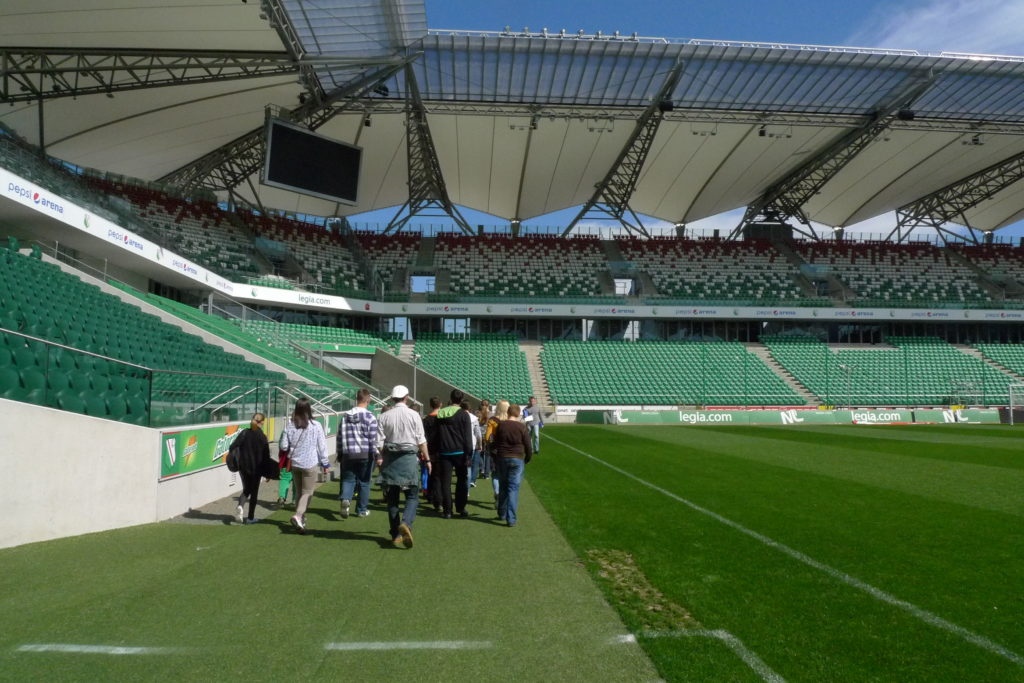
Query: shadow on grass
180 510 234 525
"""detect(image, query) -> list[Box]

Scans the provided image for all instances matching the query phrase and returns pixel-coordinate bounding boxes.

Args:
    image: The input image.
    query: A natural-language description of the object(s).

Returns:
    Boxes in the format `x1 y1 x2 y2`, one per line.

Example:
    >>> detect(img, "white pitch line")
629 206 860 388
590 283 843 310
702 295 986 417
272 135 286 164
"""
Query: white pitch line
549 434 1024 669
644 630 786 683
325 640 492 651
17 644 178 655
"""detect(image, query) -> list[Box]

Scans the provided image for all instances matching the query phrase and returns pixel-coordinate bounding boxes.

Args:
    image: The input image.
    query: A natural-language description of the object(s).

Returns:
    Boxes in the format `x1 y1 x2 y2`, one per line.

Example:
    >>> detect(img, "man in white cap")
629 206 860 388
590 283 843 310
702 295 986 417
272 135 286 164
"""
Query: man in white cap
375 385 429 548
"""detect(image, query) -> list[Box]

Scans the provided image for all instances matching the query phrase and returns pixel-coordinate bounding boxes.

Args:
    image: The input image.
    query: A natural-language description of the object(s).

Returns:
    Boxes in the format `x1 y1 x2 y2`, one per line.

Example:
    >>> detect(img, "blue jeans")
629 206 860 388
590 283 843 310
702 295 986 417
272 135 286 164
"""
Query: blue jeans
497 458 524 526
385 485 419 538
469 450 482 481
339 456 374 514
529 423 541 453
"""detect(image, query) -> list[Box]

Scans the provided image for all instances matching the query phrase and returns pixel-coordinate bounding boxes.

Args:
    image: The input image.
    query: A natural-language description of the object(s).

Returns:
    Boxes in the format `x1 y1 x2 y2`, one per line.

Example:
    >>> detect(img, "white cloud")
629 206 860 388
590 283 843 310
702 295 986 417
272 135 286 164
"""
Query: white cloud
845 0 1024 55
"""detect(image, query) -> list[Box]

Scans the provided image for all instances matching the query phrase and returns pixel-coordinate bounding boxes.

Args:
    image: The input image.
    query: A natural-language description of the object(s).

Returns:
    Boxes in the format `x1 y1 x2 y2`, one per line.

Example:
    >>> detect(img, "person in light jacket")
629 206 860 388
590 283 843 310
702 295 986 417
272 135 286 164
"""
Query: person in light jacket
280 398 329 534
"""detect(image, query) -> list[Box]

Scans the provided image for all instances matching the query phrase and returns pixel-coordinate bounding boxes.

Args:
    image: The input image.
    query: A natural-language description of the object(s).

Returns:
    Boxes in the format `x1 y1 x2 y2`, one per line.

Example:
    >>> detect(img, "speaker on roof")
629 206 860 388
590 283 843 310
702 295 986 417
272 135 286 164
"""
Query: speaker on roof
896 109 916 121
658 100 674 113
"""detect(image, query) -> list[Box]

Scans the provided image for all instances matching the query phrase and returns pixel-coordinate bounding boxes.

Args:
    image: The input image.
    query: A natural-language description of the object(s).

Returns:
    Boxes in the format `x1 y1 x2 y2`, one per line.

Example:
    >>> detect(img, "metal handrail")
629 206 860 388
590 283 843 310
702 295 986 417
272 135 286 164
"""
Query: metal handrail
292 387 335 414
186 385 241 414
0 326 150 371
210 386 258 418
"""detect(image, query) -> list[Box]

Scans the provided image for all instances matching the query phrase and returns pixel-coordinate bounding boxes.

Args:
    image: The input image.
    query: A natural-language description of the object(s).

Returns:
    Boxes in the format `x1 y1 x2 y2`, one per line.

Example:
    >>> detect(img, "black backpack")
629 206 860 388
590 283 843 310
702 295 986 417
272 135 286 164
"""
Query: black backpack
226 432 244 472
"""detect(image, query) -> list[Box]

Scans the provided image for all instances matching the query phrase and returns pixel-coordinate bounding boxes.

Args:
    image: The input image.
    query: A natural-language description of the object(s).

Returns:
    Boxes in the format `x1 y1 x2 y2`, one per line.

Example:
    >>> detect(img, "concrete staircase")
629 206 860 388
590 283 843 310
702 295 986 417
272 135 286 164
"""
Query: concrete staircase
520 340 552 411
954 344 1024 380
415 237 435 267
746 343 820 406
398 340 416 364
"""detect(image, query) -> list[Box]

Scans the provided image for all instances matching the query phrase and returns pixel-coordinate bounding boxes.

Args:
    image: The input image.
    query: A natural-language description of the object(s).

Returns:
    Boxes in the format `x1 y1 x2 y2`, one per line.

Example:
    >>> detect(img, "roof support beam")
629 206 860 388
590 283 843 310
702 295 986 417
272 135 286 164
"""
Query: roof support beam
0 48 301 104
261 0 324 101
562 61 685 237
158 59 411 194
384 64 472 235
887 149 1024 243
731 70 936 240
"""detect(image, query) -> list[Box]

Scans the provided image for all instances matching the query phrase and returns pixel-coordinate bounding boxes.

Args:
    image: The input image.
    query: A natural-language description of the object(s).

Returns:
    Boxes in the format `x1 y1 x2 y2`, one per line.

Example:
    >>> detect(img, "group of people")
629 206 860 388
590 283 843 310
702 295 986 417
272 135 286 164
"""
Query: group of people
229 390 544 549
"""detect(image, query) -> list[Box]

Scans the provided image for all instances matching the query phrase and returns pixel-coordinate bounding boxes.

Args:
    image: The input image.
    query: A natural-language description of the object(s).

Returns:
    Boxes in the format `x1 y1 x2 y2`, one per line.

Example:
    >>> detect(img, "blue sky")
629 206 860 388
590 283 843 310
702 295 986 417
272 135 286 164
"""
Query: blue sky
354 0 1024 238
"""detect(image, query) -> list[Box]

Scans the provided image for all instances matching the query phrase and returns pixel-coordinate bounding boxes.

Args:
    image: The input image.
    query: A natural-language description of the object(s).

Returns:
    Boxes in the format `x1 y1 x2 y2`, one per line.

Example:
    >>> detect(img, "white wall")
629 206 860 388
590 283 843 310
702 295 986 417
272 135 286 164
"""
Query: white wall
0 400 341 549
0 399 159 549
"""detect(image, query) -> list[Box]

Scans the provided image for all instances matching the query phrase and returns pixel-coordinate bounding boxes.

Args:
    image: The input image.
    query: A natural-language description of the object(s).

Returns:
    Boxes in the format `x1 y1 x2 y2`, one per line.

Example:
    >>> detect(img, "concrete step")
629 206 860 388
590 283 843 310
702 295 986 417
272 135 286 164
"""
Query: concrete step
746 343 820 406
519 340 552 413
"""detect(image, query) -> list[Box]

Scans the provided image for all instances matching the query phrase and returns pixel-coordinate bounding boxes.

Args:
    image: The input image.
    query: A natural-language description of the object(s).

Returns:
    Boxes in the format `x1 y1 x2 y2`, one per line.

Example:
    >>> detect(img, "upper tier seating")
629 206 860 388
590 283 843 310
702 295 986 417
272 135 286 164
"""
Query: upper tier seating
541 340 804 406
951 244 1024 290
763 335 1011 405
237 210 367 295
795 242 991 307
356 233 421 286
83 177 261 280
413 333 532 404
433 235 607 299
0 248 287 425
617 237 806 304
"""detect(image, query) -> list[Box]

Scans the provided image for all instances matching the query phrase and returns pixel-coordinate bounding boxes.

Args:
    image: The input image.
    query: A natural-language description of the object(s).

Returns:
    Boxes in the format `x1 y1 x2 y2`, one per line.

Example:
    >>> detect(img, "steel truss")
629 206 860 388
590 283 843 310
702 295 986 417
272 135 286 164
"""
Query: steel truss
731 71 937 240
158 61 411 193
562 62 685 237
888 149 1024 243
0 48 303 103
384 64 472 235
352 100 1024 136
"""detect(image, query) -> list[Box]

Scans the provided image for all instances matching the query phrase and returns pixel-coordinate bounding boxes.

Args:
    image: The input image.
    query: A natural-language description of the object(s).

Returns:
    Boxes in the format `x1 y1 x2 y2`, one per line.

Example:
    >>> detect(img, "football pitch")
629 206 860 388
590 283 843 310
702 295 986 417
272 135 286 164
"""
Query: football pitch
1 424 1022 682
531 424 1024 682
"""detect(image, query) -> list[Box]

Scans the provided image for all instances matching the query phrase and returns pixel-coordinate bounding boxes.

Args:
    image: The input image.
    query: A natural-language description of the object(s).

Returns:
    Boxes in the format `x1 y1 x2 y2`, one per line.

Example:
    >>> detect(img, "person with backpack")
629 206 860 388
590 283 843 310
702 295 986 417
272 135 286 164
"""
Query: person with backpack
230 413 271 525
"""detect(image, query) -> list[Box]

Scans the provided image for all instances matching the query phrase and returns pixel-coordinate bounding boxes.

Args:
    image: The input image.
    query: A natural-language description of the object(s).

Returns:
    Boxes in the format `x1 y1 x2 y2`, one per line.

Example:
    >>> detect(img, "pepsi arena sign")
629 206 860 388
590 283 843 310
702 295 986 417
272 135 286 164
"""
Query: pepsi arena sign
107 228 144 251
171 259 198 276
7 182 64 214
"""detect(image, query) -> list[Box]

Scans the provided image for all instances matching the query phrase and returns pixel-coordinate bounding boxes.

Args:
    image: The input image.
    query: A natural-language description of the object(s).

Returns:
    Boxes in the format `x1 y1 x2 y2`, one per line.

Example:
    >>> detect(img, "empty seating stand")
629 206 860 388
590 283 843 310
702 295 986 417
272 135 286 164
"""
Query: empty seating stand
763 335 1011 405
433 235 607 299
413 333 532 404
0 248 287 425
541 340 804 406
795 242 992 307
237 210 368 296
617 237 806 304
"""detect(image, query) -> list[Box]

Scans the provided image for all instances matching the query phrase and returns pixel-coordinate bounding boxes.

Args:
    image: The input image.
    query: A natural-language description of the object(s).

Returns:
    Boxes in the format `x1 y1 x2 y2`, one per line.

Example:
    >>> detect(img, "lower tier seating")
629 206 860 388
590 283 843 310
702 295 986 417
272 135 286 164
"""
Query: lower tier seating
413 333 532 405
0 248 289 425
541 340 804 406
763 335 1011 405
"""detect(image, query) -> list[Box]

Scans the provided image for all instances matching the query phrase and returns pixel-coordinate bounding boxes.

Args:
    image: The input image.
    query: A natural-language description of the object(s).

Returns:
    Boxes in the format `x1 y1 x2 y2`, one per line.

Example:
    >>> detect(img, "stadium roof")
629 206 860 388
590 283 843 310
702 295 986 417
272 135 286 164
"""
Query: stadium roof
5 1 1024 235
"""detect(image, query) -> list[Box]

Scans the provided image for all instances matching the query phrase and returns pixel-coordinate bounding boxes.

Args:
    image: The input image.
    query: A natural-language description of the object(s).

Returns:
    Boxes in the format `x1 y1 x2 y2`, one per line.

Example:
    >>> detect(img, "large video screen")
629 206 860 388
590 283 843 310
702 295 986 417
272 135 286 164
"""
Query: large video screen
262 119 361 205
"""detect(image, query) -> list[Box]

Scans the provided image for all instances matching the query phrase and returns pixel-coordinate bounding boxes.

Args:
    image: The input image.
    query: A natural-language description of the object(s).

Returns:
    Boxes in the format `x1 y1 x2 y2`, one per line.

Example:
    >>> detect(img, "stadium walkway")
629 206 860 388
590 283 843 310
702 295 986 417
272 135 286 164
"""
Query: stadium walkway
1 475 660 681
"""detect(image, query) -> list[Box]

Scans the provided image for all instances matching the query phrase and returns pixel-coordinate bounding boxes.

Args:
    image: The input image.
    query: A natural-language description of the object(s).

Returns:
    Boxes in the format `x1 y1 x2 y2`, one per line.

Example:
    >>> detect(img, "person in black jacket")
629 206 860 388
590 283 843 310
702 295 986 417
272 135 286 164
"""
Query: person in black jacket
435 389 475 519
233 413 270 525
421 397 443 512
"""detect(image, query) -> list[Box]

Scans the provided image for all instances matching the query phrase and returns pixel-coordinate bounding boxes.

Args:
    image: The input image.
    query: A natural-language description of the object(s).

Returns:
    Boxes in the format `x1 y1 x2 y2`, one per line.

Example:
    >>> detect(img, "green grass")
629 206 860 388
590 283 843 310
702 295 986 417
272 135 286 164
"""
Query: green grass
0 479 656 682
529 424 1024 682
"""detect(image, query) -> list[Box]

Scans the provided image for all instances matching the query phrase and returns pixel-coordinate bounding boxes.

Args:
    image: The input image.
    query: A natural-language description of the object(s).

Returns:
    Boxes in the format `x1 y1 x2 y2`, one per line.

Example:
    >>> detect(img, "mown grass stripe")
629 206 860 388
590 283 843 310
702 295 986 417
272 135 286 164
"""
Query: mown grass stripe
547 433 1024 669
324 641 492 651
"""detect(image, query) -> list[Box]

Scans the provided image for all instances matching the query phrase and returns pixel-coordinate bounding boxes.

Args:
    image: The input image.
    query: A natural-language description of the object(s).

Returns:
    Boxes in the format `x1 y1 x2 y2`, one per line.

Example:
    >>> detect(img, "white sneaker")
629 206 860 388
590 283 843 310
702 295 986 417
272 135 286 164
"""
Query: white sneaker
357 509 370 518
340 499 351 519
236 505 244 524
